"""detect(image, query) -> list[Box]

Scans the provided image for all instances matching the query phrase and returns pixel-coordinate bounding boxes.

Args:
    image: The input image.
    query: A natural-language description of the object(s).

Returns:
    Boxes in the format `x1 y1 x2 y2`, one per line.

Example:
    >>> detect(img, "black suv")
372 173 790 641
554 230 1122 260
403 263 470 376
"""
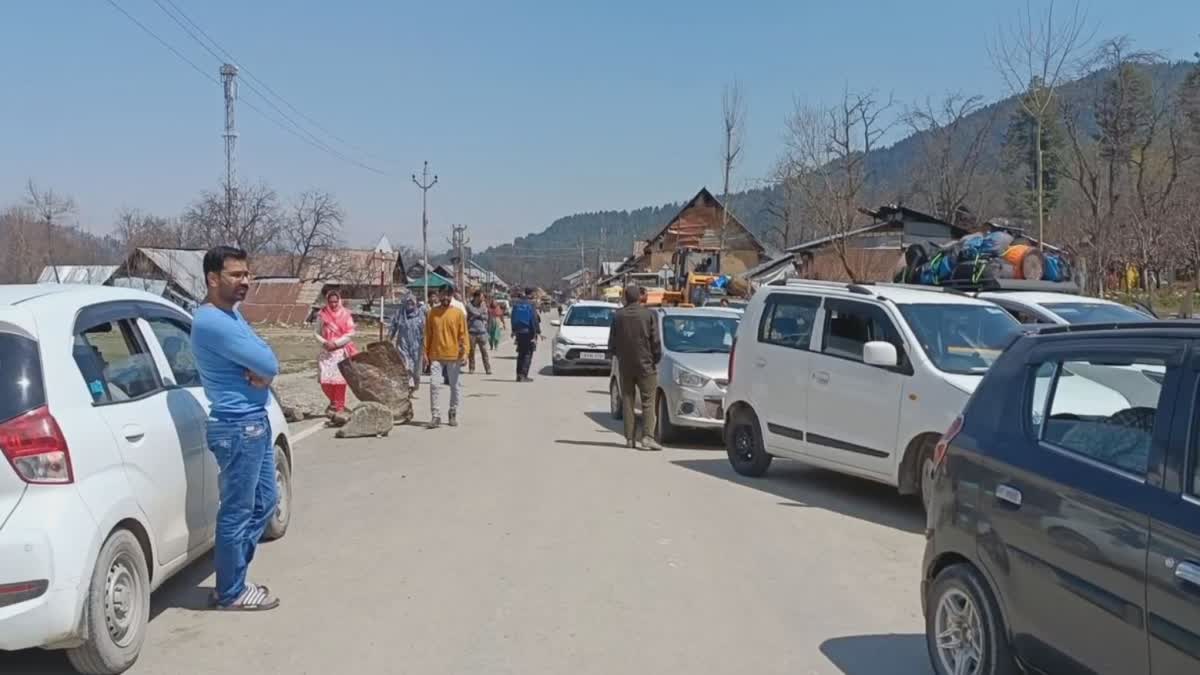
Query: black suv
922 322 1200 675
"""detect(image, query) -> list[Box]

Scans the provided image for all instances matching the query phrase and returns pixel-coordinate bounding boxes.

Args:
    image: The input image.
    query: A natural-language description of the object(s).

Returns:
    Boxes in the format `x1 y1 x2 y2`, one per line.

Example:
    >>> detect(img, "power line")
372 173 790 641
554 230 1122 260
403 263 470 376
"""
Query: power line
102 0 388 175
151 0 391 172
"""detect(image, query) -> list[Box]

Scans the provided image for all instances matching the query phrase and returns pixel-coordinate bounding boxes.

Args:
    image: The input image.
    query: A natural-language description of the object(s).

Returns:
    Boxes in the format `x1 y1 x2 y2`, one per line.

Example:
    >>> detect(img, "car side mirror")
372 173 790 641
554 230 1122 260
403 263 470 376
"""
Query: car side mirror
863 341 898 368
550 320 561 327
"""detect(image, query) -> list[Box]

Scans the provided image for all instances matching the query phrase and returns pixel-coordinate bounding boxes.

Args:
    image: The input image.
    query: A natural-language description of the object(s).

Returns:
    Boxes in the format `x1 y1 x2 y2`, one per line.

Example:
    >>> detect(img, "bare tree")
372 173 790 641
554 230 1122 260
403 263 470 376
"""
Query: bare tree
719 81 746 254
786 89 894 281
283 190 345 277
904 93 997 223
181 181 282 255
114 208 190 252
991 0 1092 247
763 159 805 249
25 180 77 282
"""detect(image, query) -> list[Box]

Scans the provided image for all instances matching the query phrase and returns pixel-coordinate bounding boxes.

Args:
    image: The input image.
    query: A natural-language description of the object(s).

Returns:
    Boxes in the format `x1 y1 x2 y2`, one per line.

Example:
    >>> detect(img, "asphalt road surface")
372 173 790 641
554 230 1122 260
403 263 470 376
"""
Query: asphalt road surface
5 334 932 675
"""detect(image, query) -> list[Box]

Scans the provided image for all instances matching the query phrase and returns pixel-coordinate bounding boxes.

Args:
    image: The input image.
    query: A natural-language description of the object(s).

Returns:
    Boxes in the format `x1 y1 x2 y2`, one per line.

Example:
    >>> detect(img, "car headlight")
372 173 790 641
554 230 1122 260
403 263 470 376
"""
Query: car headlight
674 365 709 388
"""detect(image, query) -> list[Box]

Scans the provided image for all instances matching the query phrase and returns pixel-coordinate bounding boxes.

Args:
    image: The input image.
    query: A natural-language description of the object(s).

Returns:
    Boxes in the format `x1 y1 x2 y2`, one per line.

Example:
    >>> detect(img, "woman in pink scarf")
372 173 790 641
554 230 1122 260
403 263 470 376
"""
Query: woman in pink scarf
314 290 358 414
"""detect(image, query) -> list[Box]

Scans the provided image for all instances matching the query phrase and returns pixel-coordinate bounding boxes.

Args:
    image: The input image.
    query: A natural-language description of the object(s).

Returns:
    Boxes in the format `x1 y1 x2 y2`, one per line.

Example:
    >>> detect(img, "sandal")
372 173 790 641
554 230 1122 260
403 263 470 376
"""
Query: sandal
209 583 280 611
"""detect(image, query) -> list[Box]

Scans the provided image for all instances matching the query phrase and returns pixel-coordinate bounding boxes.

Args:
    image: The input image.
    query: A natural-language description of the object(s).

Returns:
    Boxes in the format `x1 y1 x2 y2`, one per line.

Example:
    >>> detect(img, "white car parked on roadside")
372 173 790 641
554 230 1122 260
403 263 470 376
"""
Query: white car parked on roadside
723 280 1022 509
977 288 1155 325
0 285 294 674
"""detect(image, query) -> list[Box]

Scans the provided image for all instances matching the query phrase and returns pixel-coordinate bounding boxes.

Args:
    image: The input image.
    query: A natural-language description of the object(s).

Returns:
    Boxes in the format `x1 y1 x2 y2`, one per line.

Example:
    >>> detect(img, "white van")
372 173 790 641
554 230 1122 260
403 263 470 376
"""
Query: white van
723 280 1021 508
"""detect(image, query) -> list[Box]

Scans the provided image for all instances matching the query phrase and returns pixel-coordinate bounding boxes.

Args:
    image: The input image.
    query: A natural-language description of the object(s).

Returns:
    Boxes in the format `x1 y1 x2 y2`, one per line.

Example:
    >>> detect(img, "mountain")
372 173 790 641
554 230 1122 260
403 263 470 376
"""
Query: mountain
472 61 1195 288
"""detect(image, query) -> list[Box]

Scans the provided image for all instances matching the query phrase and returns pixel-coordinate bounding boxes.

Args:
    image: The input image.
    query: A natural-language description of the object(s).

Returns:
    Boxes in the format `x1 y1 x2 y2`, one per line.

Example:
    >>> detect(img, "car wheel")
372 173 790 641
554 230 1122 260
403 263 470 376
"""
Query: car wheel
925 564 1019 675
263 444 291 541
610 378 623 420
726 407 771 477
67 529 150 675
655 393 678 445
918 438 938 513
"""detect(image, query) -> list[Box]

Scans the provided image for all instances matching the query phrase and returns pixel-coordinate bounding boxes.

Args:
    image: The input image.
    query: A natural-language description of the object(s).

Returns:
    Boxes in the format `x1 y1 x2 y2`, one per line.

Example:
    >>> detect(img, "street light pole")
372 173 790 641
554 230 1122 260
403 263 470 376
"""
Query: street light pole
411 161 439 305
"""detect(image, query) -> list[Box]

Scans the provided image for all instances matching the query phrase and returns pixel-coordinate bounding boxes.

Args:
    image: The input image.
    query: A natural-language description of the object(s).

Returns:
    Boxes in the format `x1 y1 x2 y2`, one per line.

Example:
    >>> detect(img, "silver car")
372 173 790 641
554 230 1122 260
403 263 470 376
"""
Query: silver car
609 307 741 443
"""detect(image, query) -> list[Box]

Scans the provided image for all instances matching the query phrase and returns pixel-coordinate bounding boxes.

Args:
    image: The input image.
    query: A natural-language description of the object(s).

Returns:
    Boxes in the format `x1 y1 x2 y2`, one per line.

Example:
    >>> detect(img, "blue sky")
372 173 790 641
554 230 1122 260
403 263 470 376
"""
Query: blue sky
2 1 1198 249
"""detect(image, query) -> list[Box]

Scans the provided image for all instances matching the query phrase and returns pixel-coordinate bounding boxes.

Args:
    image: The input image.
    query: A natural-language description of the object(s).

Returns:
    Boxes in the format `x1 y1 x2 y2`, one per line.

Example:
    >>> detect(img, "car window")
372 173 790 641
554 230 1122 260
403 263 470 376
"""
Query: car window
662 315 739 353
0 332 46 423
822 299 904 364
564 306 614 327
1033 356 1167 476
73 319 161 403
758 294 819 350
145 317 201 387
1041 302 1153 324
899 304 1020 374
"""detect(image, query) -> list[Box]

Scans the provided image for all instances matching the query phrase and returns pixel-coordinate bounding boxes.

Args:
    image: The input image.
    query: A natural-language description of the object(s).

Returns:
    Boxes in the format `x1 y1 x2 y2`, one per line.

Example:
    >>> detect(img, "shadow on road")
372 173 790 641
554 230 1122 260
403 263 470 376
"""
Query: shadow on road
583 410 625 435
670 459 925 533
554 439 629 449
0 553 221 674
820 634 931 675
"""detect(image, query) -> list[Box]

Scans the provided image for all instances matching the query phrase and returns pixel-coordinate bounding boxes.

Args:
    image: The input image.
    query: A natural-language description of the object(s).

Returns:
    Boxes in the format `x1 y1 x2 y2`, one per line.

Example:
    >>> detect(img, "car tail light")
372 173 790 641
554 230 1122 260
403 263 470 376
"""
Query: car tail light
933 415 963 469
0 406 73 484
728 337 737 385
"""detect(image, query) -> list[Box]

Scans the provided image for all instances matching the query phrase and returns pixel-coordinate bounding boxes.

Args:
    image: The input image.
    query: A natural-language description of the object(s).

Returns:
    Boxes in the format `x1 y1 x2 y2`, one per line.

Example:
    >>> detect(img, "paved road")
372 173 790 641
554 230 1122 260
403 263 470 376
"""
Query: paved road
6 336 931 675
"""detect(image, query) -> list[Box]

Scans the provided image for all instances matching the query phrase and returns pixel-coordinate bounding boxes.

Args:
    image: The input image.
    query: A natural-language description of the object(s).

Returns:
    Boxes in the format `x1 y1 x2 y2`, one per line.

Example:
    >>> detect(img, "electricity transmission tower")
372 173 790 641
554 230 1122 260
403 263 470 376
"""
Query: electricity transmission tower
411 161 438 303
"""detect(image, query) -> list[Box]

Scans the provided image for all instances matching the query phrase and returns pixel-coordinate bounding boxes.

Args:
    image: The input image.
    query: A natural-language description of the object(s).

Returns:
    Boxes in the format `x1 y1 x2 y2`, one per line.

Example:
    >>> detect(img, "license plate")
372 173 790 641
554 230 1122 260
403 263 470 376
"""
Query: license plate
580 351 606 360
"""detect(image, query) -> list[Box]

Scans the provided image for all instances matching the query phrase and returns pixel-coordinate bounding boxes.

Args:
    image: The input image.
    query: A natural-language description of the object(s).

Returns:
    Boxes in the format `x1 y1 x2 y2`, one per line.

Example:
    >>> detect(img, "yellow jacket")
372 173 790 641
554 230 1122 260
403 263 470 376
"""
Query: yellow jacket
424 305 468 362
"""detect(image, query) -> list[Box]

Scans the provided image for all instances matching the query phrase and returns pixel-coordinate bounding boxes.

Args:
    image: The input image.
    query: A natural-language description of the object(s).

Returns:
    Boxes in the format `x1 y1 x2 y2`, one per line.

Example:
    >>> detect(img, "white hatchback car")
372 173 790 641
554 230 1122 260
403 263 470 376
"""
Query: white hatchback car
723 280 1021 508
0 285 293 674
551 300 619 374
977 289 1155 325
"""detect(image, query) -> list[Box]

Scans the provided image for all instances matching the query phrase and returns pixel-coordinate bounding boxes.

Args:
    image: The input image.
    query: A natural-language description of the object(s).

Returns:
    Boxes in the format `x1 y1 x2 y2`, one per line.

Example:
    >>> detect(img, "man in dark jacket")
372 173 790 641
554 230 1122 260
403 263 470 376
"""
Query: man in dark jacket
510 288 542 382
608 284 663 450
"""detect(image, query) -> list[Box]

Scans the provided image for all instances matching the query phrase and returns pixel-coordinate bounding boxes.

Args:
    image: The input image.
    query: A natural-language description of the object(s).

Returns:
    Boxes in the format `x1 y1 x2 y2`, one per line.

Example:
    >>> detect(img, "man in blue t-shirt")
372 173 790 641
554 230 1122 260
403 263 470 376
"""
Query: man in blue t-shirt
192 246 281 611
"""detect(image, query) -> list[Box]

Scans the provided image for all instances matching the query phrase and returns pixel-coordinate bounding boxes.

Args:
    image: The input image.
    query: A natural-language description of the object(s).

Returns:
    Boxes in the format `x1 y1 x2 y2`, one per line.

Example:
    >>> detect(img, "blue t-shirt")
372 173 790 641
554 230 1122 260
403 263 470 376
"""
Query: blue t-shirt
192 304 280 418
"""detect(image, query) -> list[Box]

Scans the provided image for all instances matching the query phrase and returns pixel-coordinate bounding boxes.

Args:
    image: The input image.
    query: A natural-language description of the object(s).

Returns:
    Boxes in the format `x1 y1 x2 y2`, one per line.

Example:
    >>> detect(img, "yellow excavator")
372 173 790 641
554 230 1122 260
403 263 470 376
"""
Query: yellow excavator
660 247 722 307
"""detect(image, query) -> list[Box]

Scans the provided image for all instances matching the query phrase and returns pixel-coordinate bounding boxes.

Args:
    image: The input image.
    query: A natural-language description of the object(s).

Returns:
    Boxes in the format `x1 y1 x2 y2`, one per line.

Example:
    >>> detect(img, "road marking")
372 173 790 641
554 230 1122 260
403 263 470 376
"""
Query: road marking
291 420 327 445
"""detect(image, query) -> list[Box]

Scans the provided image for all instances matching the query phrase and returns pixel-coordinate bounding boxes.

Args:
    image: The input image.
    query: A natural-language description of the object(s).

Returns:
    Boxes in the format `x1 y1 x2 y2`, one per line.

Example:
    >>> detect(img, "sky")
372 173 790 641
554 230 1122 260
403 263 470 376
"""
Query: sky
2 0 1199 250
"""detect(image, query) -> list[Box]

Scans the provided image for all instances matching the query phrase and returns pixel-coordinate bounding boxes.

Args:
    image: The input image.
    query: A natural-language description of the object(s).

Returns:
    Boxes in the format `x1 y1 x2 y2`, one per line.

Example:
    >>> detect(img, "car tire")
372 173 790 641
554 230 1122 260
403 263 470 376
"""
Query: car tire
610 378 623 420
726 407 771 477
263 444 292 541
917 437 938 513
655 393 679 445
925 564 1019 675
66 529 150 675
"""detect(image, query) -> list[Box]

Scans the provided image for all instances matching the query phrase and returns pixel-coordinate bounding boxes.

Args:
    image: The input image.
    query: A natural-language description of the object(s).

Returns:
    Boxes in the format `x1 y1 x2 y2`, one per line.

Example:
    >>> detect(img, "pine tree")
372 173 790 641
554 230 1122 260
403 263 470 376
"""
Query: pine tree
1001 84 1065 223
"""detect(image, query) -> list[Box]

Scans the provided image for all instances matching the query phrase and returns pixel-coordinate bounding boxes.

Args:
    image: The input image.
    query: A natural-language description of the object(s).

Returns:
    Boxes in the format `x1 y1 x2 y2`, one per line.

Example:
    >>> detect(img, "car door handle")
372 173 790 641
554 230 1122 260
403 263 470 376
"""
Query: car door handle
754 357 767 368
122 425 146 443
813 371 830 385
1176 561 1200 587
996 484 1023 507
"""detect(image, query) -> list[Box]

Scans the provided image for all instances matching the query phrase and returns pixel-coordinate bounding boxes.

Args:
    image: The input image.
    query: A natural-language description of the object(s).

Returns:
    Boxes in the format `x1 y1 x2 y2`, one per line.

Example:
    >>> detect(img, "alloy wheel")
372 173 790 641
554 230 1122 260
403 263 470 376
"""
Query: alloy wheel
934 588 984 675
733 424 755 462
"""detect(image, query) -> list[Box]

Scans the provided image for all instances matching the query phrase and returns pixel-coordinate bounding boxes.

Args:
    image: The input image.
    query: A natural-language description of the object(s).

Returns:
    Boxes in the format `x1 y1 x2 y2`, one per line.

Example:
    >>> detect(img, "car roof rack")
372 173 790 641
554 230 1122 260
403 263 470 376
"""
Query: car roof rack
939 278 1081 294
773 278 877 296
875 282 968 296
1035 320 1200 335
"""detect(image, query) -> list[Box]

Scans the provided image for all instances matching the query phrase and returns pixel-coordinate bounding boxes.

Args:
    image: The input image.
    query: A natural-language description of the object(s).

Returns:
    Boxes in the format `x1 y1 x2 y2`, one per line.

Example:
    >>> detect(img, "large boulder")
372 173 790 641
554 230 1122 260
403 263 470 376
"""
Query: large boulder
339 341 414 424
335 402 394 438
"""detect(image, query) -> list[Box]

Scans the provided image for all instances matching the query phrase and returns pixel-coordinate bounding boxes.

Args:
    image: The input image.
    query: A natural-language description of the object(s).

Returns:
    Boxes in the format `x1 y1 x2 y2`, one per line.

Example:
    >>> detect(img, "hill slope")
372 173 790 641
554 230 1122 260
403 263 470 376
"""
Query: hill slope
474 61 1194 288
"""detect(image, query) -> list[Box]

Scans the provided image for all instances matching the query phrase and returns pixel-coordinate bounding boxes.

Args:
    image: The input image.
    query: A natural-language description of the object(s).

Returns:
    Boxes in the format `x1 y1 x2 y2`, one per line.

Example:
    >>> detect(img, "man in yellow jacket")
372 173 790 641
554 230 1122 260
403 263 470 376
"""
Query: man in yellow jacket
423 286 469 428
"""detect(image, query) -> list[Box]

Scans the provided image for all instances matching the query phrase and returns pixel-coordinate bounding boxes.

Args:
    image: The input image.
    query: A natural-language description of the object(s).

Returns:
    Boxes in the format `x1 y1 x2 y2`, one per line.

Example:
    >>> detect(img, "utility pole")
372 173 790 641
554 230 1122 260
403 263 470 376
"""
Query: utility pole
448 225 469 295
595 227 605 297
411 161 439 304
220 64 239 230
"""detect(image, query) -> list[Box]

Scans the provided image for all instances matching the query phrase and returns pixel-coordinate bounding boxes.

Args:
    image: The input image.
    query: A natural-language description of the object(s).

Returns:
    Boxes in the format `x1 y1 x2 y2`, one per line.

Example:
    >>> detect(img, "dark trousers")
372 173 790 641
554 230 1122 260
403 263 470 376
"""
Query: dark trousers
516 333 536 379
619 371 657 443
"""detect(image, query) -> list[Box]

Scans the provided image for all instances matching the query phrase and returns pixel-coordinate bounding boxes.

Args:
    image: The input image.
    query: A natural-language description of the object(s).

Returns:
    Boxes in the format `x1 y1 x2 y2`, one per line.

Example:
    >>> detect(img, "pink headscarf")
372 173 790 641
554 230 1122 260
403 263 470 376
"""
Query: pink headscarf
319 293 358 356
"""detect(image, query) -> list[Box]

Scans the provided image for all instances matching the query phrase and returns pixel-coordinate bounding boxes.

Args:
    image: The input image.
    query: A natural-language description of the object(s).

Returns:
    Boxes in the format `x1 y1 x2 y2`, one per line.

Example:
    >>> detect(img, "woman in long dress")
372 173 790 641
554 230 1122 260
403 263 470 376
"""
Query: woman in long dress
314 290 358 415
388 294 426 393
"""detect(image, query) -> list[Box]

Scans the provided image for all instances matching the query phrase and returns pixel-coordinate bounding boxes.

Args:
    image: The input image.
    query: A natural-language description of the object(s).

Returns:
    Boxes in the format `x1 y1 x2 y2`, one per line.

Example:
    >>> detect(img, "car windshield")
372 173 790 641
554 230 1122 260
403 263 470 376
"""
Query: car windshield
0 332 46 423
564 306 614 327
662 315 740 353
1041 302 1152 324
898 304 1021 375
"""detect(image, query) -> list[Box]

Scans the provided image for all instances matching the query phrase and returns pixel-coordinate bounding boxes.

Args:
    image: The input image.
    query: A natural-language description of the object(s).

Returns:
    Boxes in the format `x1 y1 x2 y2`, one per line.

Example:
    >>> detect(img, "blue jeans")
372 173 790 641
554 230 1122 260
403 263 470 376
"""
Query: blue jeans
206 412 275 605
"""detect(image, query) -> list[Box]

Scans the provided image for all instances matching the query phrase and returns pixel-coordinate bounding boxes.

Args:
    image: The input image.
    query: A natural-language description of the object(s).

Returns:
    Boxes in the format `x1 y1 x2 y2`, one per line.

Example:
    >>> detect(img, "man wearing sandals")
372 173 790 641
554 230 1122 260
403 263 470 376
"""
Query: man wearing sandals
192 246 282 611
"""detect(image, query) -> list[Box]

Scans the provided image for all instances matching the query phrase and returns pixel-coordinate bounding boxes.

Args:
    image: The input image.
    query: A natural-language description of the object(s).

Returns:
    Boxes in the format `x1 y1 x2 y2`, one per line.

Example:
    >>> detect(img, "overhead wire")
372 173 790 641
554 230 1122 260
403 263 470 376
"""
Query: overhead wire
153 0 394 170
102 0 388 175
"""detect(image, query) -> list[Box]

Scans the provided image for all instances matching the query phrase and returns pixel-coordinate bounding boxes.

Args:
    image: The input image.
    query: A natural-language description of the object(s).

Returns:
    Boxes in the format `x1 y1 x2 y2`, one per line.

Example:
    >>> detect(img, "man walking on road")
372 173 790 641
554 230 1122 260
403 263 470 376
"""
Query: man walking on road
510 287 541 382
424 286 469 427
609 284 662 451
192 246 281 610
466 290 492 375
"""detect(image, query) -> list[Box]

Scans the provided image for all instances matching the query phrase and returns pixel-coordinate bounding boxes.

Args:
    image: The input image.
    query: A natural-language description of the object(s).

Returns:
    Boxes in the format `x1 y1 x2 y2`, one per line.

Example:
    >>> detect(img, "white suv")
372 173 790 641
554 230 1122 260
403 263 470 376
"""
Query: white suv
0 285 294 674
723 280 1020 508
977 289 1154 325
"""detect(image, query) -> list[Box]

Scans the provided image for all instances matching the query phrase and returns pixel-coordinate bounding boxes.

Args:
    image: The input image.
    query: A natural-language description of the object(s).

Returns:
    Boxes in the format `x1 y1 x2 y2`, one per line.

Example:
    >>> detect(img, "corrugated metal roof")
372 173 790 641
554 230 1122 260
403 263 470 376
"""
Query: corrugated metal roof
137 248 208 301
36 265 119 285
110 277 168 295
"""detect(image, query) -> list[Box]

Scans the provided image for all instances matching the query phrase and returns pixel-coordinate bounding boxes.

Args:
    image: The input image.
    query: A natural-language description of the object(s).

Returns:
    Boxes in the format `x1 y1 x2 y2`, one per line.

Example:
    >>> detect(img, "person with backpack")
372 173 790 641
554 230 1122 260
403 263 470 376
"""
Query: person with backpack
510 288 541 382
